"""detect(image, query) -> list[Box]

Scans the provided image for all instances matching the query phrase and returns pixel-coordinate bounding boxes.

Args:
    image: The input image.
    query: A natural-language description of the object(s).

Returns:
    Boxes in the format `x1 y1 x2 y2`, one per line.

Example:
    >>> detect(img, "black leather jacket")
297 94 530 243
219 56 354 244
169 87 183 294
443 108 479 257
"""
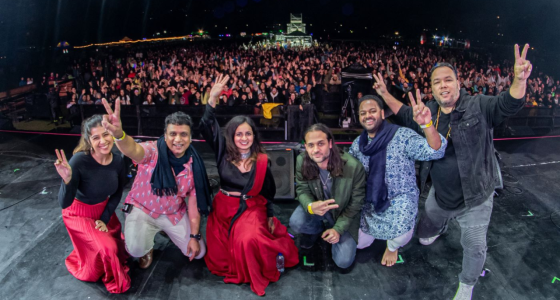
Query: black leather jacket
395 89 524 208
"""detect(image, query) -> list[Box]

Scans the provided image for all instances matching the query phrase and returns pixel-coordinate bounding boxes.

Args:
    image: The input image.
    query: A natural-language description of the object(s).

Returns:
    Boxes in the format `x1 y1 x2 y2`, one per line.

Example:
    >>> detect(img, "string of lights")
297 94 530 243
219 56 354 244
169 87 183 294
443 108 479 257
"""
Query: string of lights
74 34 205 49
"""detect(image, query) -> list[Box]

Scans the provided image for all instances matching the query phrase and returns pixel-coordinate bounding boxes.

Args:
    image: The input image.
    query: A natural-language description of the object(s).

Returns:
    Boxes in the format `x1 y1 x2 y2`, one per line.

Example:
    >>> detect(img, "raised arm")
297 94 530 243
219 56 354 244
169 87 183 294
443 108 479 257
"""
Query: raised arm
509 44 532 99
373 72 403 115
481 44 530 127
101 99 144 162
200 74 230 161
409 89 442 151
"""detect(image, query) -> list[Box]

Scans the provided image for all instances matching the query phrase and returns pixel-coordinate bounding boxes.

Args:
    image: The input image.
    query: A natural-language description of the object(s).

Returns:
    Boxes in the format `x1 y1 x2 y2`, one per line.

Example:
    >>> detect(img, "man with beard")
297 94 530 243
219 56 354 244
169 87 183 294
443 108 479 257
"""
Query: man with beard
373 44 530 300
349 94 446 266
289 124 365 271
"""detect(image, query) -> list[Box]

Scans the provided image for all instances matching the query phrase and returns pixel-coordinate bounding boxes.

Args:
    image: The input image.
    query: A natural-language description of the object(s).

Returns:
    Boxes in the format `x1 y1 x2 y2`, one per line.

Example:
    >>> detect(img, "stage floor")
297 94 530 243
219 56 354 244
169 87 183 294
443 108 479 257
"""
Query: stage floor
0 132 559 300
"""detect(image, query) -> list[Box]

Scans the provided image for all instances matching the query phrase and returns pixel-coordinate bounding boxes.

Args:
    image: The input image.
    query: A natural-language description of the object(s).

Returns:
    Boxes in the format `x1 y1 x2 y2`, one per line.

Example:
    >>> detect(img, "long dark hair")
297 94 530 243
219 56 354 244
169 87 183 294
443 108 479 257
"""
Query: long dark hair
301 123 344 180
73 114 105 154
224 116 265 168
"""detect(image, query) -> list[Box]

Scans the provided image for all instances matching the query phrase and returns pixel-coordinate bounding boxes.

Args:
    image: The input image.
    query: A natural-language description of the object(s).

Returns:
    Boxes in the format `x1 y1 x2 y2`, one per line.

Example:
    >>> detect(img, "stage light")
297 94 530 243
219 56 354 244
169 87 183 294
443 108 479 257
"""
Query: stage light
395 31 399 35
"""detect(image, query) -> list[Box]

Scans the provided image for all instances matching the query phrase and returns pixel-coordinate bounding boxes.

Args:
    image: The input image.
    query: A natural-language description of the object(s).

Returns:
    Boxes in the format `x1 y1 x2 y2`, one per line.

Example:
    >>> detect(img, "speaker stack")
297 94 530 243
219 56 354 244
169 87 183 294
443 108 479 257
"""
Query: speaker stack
265 143 302 200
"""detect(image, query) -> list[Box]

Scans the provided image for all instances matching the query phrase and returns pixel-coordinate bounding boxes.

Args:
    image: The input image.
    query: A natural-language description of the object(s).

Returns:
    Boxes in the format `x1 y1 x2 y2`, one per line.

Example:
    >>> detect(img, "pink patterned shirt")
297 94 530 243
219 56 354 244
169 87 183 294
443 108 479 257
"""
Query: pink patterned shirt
125 141 197 225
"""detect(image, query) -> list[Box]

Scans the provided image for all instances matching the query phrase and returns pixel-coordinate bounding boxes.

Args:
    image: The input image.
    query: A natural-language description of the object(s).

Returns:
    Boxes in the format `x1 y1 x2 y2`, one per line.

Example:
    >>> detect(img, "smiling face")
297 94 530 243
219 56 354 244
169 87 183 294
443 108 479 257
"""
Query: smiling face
164 124 191 158
304 130 332 167
431 66 461 108
359 100 385 135
88 126 113 155
234 122 253 153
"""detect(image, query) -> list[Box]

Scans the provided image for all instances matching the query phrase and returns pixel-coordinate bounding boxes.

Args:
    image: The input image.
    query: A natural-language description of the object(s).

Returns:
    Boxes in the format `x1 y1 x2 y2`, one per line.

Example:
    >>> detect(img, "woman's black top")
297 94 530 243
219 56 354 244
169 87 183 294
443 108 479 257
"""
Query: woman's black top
201 104 275 217
58 151 126 224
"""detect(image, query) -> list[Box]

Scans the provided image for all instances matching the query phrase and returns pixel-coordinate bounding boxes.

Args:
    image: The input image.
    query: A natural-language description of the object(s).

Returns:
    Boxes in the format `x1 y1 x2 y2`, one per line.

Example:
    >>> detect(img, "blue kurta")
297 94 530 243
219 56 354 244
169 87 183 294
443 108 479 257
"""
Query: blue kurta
349 127 447 240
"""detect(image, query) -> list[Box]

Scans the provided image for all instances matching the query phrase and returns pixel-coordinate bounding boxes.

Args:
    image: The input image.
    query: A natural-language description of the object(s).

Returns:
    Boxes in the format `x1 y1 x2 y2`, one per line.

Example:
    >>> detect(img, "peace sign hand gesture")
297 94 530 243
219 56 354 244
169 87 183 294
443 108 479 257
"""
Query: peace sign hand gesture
54 149 72 185
514 44 532 81
372 72 388 96
208 74 230 108
101 99 123 139
409 89 432 126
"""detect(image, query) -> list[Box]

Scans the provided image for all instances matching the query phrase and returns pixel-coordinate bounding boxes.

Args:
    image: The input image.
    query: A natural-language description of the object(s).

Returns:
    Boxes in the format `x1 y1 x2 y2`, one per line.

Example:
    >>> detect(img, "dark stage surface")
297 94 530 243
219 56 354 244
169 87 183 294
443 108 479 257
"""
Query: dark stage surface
0 132 559 300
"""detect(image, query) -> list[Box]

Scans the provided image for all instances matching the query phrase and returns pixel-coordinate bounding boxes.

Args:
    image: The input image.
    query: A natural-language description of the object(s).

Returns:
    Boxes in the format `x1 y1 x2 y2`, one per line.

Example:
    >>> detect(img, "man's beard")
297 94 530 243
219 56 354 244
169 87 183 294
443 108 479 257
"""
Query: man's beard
433 89 460 108
311 153 329 165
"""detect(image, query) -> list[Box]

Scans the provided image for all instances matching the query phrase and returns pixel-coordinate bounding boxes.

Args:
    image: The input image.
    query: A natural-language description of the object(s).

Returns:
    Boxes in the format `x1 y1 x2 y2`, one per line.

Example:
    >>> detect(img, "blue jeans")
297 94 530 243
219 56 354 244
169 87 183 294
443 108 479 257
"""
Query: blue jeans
289 205 357 269
418 186 494 285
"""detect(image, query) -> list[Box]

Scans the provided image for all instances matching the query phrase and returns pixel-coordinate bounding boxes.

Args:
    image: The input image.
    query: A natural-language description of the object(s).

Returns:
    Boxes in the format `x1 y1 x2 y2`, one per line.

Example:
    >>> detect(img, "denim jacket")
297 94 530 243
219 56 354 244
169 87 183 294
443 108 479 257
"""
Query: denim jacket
395 89 524 208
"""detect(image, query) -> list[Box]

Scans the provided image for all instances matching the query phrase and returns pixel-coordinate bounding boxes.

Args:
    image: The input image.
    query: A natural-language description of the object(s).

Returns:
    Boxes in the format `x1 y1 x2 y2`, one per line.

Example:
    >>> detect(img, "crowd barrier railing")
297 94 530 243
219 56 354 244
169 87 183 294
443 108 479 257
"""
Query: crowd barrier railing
78 104 314 141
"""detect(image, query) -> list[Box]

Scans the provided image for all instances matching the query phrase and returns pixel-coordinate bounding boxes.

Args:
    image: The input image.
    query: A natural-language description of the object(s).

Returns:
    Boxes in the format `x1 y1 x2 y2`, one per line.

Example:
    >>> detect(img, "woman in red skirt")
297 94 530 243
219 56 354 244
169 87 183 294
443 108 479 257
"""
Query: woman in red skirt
55 114 130 293
201 74 298 296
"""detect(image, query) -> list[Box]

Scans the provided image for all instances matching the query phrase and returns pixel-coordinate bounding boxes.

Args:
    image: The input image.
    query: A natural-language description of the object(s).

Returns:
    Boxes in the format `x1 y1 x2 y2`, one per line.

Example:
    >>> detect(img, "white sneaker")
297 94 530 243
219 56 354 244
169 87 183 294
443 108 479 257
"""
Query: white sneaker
419 234 441 246
453 282 474 300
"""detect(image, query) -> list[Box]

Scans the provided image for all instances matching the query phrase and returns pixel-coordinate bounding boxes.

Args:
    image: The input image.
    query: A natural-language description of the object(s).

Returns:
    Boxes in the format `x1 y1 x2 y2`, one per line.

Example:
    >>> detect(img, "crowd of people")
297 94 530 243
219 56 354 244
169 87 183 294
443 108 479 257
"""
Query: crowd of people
30 41 555 133
53 42 533 300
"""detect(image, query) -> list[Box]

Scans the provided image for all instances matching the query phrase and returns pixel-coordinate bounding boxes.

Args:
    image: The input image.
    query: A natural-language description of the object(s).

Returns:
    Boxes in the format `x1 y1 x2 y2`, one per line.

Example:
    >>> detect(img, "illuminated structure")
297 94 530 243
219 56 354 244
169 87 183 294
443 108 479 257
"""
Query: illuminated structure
275 14 313 47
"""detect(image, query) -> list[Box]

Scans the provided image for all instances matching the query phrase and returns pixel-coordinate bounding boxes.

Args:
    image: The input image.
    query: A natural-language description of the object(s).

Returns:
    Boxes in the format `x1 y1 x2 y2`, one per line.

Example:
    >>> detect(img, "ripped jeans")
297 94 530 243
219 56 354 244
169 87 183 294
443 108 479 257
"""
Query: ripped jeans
417 186 494 286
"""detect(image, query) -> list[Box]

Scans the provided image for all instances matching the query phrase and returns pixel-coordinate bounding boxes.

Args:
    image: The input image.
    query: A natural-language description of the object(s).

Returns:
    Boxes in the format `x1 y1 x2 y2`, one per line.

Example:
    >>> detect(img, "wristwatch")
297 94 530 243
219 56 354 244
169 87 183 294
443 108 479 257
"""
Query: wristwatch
190 233 202 241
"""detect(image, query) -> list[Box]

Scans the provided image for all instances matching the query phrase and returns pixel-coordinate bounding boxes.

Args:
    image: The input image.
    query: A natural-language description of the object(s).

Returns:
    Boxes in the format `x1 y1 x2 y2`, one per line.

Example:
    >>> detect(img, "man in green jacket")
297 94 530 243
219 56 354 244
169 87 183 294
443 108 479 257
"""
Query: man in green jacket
289 123 366 270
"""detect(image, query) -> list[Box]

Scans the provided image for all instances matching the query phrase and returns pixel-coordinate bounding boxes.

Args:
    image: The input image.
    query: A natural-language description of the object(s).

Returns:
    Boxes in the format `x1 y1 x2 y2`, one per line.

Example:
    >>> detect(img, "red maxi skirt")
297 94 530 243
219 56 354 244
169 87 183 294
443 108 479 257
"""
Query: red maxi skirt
205 154 299 296
62 199 131 293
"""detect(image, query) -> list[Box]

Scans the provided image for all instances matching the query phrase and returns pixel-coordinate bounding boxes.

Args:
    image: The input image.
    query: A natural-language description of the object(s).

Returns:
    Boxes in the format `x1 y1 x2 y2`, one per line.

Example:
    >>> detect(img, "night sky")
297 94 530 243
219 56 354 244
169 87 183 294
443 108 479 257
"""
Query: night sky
1 0 558 47
0 0 559 76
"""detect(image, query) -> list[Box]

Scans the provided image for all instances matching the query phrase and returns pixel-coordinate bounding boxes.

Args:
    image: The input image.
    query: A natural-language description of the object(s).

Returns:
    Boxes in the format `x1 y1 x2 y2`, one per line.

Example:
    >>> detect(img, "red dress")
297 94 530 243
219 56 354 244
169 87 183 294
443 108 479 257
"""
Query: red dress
62 198 131 293
205 154 299 296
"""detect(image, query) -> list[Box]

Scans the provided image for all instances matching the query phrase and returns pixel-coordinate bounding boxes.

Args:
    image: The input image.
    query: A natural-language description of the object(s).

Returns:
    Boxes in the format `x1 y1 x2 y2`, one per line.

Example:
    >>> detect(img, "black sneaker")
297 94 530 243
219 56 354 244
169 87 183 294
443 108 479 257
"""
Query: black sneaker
318 240 333 271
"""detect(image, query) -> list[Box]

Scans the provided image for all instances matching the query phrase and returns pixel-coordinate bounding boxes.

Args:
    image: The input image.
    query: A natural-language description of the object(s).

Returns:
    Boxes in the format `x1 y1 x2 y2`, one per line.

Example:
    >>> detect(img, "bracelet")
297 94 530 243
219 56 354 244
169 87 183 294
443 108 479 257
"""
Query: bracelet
113 131 126 141
190 233 201 241
307 203 314 215
420 120 433 129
